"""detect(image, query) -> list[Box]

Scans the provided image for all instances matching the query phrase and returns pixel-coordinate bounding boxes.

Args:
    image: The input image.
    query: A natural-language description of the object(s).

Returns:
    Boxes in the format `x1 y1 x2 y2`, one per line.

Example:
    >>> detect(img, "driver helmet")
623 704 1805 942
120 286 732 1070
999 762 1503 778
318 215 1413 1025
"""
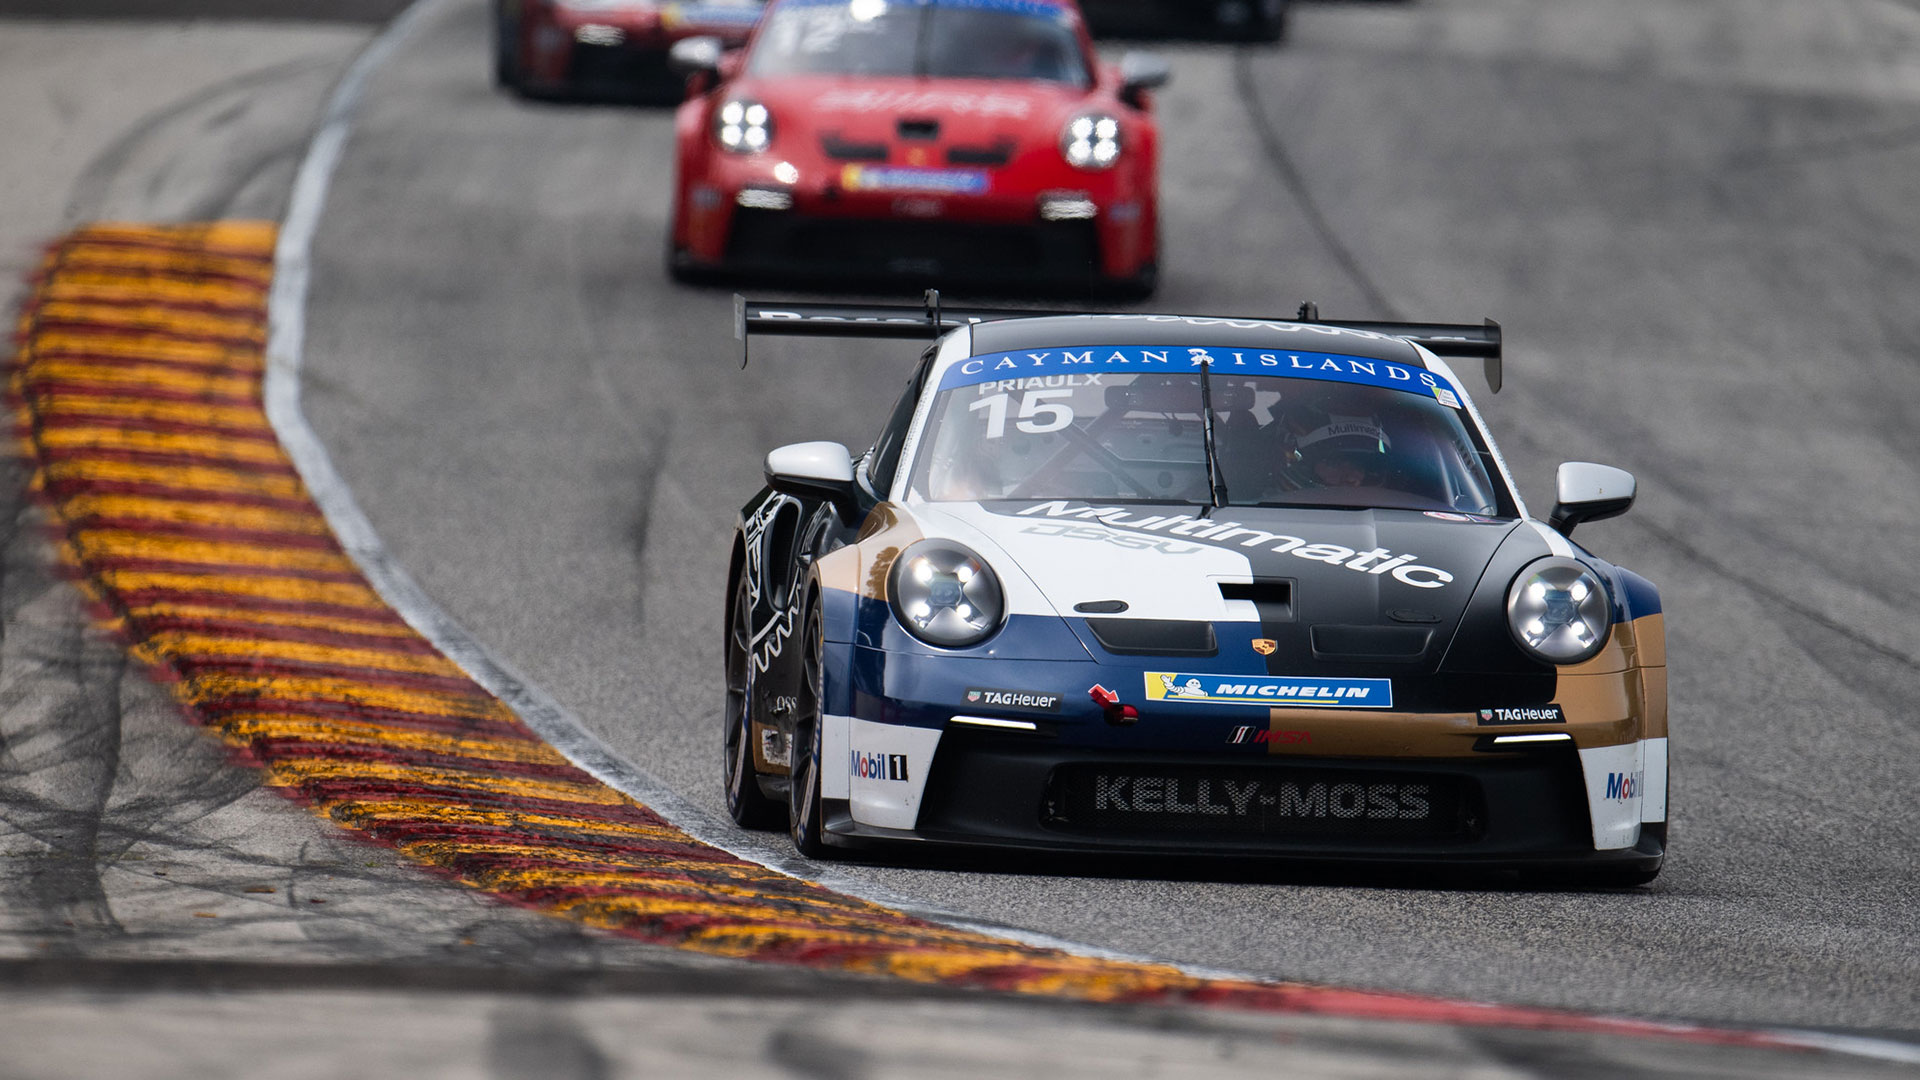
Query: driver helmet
1284 395 1392 488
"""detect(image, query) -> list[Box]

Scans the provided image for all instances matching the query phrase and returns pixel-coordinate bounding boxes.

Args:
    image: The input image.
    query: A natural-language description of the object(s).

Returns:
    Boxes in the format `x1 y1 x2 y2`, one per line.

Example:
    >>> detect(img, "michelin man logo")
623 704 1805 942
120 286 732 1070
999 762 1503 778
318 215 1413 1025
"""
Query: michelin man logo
1160 674 1210 699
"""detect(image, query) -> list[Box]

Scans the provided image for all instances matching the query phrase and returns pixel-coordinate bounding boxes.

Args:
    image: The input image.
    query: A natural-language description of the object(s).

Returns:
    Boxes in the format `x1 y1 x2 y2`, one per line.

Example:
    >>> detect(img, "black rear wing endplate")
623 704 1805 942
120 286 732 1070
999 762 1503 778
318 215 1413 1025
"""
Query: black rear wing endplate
734 293 1504 392
734 291 1038 366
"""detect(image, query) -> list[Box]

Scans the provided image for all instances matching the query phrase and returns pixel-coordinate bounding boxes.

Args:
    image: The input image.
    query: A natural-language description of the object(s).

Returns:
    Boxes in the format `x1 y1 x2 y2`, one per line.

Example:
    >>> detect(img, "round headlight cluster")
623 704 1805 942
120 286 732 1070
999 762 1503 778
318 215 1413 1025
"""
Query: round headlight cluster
1062 114 1121 170
717 100 772 153
1506 557 1612 665
888 540 1005 649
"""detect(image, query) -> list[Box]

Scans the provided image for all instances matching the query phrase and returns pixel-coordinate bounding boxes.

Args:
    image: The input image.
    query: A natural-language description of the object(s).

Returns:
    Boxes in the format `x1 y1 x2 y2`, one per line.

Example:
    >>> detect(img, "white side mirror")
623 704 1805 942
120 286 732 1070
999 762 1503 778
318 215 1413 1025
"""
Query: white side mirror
1548 462 1636 536
667 35 724 77
765 442 859 523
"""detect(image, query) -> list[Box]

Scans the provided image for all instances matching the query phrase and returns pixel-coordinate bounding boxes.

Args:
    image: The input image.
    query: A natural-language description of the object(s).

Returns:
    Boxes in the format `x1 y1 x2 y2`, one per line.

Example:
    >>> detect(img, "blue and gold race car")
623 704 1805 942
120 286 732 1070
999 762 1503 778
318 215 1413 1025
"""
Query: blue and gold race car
723 295 1667 885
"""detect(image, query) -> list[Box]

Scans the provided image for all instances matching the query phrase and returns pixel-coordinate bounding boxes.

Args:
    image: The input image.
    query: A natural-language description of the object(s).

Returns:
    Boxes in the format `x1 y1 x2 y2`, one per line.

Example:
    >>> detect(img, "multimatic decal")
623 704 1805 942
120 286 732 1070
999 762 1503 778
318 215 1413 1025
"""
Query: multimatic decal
742 494 802 673
1477 705 1567 725
1145 673 1392 709
1017 501 1455 589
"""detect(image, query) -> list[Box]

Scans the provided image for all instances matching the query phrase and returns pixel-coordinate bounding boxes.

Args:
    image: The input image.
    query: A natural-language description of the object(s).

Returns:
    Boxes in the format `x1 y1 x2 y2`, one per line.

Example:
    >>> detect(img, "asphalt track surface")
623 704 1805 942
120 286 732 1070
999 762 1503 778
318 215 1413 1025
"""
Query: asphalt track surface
289 0 1920 1036
3 0 1918 1069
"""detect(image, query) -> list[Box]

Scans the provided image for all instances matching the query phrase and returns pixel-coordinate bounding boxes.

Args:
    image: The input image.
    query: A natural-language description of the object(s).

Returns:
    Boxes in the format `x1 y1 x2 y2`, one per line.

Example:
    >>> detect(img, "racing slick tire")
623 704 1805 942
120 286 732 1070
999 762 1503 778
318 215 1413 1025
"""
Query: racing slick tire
492 0 522 90
787 593 835 858
665 246 711 286
723 569 785 830
1109 260 1160 302
1239 0 1288 43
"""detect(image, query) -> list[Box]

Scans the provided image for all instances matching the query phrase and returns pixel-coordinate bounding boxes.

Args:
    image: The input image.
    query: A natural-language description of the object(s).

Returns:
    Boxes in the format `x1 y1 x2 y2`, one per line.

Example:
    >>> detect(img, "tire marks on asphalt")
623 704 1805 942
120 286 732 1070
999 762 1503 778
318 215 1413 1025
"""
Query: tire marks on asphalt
7 220 1898 1060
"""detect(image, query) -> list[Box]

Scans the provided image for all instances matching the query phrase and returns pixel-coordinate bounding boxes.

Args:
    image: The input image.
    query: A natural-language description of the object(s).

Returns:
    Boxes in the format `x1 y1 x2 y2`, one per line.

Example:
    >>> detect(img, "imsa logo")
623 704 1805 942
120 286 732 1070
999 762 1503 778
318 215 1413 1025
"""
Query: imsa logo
851 750 910 783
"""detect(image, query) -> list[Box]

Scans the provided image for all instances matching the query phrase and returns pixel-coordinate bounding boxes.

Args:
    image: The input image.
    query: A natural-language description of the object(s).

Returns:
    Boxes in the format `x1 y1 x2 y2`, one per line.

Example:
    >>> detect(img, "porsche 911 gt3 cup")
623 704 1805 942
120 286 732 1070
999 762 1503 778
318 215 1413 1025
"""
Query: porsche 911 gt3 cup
723 295 1667 885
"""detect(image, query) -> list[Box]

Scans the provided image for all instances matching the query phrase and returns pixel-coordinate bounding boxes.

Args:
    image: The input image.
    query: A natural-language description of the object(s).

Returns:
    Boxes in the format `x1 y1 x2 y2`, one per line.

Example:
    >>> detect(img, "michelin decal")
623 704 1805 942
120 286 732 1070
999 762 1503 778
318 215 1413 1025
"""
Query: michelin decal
1146 673 1393 709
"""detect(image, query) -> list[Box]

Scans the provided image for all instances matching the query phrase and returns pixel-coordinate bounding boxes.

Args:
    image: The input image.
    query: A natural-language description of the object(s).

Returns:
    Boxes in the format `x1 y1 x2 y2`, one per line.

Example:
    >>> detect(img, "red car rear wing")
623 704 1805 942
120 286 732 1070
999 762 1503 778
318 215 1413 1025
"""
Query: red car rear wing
734 293 1503 391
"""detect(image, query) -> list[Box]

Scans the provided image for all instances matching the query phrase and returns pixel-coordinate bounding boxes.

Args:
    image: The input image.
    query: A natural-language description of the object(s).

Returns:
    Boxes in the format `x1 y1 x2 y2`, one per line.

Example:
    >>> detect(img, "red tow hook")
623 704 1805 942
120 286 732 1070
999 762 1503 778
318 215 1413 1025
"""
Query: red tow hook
1089 684 1139 727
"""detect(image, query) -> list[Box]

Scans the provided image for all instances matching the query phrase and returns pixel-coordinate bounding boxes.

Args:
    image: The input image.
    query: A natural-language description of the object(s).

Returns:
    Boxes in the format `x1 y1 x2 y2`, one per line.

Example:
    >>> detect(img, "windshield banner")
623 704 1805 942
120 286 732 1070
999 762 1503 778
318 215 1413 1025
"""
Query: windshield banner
941 345 1462 405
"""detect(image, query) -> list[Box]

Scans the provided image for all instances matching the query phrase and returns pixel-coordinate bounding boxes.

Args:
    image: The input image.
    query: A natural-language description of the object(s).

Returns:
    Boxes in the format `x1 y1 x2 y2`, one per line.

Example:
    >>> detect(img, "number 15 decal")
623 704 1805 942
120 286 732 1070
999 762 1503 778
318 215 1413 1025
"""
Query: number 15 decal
968 390 1075 438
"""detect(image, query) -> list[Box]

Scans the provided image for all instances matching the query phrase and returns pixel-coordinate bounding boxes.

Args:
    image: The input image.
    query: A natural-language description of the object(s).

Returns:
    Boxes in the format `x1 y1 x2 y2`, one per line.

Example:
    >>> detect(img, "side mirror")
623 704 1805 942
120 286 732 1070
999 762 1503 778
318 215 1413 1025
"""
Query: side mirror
1548 462 1636 537
1118 51 1171 108
667 35 723 77
765 441 861 525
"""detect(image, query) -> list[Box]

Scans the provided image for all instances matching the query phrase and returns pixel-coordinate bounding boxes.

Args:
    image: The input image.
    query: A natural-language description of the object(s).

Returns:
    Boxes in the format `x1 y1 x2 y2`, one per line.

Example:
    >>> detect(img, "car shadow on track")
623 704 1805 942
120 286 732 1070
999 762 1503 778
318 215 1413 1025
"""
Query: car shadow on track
811 842 1658 896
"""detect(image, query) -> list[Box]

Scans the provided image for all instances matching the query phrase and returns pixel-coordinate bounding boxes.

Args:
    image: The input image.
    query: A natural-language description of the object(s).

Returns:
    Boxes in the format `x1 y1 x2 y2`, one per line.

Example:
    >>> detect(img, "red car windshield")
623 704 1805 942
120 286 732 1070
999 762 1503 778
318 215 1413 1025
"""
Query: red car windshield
748 0 1089 85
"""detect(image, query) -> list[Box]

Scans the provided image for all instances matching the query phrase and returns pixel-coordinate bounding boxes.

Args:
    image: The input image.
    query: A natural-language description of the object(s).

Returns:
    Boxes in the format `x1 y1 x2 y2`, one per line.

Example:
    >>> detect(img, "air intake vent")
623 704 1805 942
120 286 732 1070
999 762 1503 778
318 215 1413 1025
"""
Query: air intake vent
947 143 1013 166
1218 579 1293 622
1085 619 1217 657
822 134 889 161
1310 625 1432 663
897 118 940 140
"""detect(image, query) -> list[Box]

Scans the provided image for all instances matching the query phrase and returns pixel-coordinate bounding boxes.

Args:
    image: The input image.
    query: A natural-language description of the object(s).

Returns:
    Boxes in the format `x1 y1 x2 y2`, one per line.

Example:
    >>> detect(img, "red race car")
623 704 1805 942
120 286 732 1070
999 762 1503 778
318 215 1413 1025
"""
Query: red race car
494 0 766 102
667 0 1169 296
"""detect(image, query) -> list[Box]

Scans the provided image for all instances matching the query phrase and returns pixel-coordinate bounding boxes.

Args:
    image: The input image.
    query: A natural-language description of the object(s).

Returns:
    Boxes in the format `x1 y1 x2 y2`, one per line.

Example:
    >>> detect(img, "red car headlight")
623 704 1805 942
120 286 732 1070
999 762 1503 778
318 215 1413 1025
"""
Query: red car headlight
716 99 773 153
1061 113 1122 170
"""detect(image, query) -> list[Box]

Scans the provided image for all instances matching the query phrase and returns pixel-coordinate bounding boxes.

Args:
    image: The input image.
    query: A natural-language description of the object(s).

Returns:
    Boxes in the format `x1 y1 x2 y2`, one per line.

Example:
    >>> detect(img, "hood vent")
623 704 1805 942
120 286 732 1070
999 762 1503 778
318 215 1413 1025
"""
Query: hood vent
1218 579 1293 622
898 118 940 140
1086 619 1218 657
1310 625 1432 664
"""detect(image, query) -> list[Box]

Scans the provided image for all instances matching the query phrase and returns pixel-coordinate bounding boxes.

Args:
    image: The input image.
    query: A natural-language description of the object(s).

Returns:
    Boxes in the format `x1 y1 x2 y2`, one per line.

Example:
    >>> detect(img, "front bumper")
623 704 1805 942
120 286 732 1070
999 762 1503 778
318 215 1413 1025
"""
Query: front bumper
823 731 1664 872
675 160 1155 289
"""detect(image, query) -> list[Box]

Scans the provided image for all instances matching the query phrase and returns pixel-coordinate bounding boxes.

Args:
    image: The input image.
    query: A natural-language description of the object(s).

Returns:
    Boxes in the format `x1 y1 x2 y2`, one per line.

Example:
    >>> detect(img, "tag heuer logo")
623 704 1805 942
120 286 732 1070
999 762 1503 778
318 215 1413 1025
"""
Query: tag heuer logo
1251 639 1278 655
967 690 982 702
1479 709 1494 721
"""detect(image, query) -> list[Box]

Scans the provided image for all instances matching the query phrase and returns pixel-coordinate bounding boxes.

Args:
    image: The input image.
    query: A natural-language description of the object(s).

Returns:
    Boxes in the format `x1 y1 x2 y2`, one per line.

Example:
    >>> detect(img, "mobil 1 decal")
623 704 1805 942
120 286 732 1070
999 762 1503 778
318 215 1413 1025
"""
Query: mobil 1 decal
941 343 1464 406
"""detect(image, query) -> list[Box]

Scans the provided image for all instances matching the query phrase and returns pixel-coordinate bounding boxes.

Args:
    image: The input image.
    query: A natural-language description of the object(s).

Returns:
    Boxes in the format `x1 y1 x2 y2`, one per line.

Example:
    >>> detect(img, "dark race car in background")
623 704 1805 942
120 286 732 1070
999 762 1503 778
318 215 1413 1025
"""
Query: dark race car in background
668 0 1169 296
494 0 764 101
723 296 1669 886
1081 0 1289 43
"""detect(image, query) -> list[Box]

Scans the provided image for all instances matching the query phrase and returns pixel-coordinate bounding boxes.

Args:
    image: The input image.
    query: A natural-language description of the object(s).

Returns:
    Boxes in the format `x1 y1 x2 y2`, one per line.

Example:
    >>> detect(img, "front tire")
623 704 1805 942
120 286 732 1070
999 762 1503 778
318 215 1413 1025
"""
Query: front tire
493 1 522 89
787 594 832 858
723 569 784 829
1244 0 1288 43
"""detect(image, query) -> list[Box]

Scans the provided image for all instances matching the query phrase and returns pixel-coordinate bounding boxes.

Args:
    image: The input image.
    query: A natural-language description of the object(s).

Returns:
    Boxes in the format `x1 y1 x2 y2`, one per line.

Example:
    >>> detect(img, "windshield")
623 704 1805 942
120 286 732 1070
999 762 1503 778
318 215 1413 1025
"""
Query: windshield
906 349 1511 515
748 0 1089 85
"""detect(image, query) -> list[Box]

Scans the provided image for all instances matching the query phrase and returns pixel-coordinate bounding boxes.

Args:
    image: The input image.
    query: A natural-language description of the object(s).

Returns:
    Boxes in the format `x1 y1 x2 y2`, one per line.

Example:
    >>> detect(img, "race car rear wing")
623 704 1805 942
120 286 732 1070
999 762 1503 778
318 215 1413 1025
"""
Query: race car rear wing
734 293 1504 391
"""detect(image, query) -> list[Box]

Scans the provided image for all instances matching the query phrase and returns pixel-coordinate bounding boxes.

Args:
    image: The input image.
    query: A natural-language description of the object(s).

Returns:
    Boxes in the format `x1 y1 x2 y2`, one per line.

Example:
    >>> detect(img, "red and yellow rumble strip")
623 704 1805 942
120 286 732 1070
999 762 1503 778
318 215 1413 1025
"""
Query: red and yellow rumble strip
2 223 1787 1046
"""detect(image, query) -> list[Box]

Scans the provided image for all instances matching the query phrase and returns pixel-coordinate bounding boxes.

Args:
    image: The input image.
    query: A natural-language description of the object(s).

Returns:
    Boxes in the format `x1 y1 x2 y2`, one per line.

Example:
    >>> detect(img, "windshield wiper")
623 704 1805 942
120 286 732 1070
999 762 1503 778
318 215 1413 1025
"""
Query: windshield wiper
1197 358 1227 512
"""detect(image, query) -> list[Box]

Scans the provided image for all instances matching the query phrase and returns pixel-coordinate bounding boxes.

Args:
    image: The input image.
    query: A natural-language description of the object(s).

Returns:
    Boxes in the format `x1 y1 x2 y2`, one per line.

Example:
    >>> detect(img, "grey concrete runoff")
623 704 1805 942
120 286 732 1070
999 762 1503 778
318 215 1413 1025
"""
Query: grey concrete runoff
0 0 1916 1075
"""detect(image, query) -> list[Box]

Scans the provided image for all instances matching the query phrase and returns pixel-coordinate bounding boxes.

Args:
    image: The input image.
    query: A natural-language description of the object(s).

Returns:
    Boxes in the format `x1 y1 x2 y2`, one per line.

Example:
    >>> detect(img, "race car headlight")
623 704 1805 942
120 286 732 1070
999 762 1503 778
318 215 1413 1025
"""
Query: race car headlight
1506 557 1612 665
1062 113 1121 170
889 540 1005 649
716 99 773 153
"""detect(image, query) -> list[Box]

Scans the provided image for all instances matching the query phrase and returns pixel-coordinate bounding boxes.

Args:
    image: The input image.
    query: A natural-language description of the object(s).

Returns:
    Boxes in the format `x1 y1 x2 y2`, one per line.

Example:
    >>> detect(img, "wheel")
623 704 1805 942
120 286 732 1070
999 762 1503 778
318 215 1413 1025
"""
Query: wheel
665 244 718 286
722 569 785 829
1108 259 1159 302
494 2 522 89
1244 0 1288 43
787 594 833 859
